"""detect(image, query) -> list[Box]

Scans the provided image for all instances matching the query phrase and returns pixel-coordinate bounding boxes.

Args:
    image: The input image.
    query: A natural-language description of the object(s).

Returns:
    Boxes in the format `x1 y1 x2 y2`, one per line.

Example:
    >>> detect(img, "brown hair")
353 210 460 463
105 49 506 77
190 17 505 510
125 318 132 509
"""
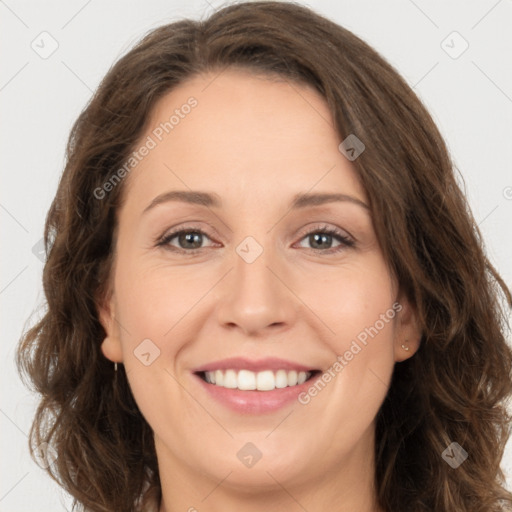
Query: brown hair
16 1 512 511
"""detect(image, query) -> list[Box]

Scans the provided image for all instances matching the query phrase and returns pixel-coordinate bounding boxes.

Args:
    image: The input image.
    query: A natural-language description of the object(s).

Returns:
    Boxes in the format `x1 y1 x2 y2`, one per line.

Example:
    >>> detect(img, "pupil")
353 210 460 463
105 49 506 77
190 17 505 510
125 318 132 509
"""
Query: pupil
181 232 201 248
311 233 331 249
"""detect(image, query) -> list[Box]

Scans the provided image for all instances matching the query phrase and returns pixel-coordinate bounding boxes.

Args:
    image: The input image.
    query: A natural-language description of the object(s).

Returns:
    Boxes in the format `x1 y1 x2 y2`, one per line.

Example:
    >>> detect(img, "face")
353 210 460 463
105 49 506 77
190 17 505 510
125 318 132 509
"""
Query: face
98 68 420 499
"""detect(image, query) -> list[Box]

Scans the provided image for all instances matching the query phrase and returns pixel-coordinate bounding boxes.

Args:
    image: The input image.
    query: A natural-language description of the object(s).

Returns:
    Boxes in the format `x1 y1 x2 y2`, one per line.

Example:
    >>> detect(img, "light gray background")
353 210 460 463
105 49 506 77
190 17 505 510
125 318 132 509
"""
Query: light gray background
1 0 511 510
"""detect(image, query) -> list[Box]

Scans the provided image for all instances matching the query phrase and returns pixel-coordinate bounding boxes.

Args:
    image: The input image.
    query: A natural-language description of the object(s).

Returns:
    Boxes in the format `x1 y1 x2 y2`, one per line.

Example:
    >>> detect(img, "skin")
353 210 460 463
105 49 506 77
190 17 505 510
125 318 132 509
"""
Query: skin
98 68 421 512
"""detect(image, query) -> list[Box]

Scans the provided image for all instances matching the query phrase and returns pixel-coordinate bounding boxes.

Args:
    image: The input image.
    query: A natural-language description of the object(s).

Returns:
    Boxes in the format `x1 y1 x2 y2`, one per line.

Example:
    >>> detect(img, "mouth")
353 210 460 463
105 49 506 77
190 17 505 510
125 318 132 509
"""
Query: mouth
191 357 323 413
196 368 322 391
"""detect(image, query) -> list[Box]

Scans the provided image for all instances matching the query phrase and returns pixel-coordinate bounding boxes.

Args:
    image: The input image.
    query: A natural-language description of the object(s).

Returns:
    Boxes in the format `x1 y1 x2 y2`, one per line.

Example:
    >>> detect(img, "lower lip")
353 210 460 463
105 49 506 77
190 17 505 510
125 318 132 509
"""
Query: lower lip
193 373 320 414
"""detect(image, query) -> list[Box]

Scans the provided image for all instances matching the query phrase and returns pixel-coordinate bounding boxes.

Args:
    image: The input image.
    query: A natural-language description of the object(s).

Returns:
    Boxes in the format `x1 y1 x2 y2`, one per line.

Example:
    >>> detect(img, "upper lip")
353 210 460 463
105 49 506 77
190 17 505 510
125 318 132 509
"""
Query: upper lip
192 357 318 373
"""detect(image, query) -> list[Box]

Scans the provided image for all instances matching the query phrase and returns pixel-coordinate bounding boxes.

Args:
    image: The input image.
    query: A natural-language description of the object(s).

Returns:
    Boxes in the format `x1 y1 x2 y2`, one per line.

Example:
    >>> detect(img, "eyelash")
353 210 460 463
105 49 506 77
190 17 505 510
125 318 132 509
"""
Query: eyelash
155 223 355 255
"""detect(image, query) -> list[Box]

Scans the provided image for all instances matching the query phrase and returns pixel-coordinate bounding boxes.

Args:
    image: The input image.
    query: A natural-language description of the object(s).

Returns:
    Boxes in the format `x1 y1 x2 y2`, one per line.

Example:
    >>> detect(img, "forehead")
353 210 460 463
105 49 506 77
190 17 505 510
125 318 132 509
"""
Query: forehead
120 68 367 212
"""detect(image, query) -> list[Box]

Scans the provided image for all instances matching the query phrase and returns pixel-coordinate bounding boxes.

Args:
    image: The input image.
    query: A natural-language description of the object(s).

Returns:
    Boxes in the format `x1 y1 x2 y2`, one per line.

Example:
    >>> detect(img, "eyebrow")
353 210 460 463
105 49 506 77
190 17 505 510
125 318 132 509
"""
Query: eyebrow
142 190 369 215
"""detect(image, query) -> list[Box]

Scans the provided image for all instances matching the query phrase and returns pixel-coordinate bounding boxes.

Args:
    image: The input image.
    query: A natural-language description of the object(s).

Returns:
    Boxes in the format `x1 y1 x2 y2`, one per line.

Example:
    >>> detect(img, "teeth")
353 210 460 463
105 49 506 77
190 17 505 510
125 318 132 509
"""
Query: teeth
256 370 275 391
203 369 311 391
223 369 238 388
275 369 288 388
238 369 256 390
297 371 307 385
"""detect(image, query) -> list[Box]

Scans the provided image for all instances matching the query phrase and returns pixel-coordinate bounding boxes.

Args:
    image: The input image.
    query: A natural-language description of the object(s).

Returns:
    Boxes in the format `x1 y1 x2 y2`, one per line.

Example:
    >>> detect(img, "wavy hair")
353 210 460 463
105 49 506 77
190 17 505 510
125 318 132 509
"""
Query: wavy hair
16 1 512 510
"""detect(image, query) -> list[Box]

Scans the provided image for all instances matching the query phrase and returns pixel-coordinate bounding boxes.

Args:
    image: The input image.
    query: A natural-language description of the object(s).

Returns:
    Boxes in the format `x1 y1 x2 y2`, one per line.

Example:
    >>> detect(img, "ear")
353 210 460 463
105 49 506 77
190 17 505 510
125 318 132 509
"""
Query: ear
393 292 422 363
96 288 124 364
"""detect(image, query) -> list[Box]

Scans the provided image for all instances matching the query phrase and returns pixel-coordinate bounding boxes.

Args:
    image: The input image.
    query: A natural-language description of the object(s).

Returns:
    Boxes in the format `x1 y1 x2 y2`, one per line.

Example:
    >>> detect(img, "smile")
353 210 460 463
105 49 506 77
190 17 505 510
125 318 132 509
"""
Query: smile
199 369 318 391
192 357 322 413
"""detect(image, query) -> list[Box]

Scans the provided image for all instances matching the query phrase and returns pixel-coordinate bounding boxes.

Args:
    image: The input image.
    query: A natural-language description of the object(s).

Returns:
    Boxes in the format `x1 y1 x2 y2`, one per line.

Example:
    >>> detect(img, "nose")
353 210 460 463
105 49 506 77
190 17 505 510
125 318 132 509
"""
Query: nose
216 238 298 337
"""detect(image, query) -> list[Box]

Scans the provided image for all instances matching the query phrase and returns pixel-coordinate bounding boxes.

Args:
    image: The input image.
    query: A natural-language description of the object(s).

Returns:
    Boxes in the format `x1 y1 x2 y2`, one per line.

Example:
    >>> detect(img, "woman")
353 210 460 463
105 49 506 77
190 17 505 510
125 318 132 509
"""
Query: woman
16 1 512 511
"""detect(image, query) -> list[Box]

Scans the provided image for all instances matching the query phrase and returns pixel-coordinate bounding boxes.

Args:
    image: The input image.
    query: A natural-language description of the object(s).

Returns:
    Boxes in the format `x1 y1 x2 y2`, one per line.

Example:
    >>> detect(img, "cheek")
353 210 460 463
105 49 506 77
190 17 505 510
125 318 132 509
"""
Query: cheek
296 254 396 349
111 263 197 434
108 267 187 429
113 260 201 346
295 255 397 412
109 246 398 473
114 247 396 362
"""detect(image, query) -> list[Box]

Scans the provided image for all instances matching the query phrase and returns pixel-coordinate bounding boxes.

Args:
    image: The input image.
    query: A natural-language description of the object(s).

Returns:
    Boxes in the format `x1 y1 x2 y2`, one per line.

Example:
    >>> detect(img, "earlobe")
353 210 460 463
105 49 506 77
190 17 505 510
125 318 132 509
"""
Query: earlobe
97 291 124 363
100 334 124 363
394 295 422 362
395 337 421 362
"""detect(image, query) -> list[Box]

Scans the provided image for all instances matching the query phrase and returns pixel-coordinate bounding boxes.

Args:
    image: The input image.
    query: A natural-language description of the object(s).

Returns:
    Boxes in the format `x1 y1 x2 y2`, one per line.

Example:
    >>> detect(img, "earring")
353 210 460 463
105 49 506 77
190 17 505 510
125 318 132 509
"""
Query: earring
401 341 410 351
114 362 118 371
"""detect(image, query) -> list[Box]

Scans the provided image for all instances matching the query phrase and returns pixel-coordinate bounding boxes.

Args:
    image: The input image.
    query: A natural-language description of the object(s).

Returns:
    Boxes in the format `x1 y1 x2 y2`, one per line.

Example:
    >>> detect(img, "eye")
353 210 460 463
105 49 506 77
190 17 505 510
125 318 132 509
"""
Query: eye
295 224 355 254
155 225 216 253
155 223 355 254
